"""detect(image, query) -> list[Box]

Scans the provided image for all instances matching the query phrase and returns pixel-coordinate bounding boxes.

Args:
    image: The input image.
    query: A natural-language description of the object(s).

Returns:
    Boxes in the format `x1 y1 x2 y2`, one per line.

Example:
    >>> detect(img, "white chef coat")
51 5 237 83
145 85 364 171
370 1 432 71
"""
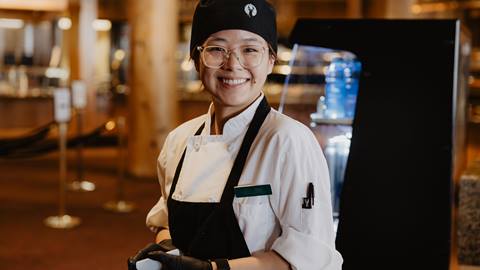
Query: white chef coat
146 94 343 270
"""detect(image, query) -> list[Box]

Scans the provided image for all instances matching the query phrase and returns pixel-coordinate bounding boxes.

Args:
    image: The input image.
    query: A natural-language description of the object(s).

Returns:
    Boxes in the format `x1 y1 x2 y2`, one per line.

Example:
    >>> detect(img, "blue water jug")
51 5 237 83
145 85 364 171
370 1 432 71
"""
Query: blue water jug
344 59 361 119
325 57 346 119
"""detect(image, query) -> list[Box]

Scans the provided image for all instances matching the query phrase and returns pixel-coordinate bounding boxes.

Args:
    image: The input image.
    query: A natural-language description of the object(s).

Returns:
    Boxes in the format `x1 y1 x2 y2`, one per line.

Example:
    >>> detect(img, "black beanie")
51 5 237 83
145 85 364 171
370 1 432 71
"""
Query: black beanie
190 0 277 58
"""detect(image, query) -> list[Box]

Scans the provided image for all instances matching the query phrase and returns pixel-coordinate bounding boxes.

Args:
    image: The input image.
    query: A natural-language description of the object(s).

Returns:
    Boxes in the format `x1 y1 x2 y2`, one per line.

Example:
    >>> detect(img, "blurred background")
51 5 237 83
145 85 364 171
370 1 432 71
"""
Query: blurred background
1 0 480 269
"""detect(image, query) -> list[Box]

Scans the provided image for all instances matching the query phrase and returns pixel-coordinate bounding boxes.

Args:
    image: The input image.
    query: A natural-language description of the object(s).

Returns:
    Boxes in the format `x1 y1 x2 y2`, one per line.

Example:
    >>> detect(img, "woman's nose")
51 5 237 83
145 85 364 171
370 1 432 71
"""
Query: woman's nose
222 52 243 70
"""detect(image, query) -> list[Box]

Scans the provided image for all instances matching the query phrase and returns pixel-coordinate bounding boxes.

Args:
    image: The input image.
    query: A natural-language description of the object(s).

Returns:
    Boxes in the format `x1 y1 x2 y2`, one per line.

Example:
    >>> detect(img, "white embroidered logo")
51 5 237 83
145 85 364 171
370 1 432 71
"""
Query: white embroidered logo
244 4 257 17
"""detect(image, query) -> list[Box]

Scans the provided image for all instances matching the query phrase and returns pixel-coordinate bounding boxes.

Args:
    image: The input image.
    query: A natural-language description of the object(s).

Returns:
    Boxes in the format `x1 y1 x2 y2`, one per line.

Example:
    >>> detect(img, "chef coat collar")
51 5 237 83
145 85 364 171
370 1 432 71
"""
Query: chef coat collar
204 92 265 139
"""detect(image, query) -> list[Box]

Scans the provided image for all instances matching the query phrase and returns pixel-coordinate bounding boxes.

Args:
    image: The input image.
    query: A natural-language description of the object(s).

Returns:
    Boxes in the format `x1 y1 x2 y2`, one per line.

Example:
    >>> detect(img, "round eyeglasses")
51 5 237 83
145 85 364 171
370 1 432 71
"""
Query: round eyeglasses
197 45 267 69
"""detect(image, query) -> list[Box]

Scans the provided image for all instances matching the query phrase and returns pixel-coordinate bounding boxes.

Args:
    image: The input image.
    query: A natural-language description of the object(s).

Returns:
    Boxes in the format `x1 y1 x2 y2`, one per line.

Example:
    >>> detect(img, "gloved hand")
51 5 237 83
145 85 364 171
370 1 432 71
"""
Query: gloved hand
146 250 213 270
155 239 177 252
127 240 177 270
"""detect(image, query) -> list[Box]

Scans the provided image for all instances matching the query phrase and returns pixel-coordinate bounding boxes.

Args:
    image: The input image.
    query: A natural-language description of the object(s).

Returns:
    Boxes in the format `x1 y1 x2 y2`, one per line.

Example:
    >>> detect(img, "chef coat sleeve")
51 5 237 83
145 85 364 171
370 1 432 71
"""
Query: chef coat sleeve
145 134 171 233
270 128 343 270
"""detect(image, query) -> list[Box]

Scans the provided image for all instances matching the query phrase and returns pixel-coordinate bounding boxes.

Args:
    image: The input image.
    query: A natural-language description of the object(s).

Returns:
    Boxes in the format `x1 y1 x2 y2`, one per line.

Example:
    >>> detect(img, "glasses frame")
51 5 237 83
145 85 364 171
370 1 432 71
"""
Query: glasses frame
196 45 267 69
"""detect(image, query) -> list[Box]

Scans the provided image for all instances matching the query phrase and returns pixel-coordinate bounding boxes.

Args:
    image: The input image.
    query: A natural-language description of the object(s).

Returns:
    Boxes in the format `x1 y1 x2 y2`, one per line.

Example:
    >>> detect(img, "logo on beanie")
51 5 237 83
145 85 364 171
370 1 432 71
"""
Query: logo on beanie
244 4 257 17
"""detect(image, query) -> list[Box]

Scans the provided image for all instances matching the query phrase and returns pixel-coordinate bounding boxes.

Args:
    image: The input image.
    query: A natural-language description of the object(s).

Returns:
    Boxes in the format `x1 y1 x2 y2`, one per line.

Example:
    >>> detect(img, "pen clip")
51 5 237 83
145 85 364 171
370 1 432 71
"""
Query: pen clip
302 182 314 209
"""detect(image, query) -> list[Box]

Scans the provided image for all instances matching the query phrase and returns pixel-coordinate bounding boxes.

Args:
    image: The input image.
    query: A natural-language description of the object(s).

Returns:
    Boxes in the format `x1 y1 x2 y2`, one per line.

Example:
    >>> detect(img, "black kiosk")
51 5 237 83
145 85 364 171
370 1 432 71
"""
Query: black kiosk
289 19 470 269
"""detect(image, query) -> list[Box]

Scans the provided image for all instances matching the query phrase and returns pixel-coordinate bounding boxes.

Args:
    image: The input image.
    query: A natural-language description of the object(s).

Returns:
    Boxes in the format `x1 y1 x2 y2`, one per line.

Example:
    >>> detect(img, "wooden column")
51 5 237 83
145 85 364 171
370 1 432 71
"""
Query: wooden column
78 0 98 128
127 0 178 177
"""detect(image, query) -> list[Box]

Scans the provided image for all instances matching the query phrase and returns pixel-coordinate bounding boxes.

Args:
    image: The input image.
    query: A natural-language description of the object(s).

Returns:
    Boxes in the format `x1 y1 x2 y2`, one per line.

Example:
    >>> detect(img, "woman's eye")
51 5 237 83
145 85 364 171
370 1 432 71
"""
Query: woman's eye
243 47 260 53
207 47 226 53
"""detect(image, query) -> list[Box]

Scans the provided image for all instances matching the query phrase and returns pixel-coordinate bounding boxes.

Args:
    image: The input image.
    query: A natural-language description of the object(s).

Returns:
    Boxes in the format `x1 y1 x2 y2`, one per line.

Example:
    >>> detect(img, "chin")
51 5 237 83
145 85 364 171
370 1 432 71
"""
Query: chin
217 97 248 108
210 87 261 109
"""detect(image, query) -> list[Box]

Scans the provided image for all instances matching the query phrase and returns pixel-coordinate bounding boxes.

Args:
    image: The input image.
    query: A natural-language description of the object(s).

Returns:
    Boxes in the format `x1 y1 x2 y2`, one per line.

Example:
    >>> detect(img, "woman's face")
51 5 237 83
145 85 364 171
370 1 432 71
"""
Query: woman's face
198 29 275 113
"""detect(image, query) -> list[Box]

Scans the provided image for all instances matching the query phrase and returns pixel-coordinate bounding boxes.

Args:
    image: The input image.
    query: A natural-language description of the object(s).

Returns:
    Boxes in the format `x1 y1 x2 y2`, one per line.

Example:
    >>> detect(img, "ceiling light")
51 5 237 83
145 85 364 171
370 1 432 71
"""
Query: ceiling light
58 17 71 30
92 19 111 31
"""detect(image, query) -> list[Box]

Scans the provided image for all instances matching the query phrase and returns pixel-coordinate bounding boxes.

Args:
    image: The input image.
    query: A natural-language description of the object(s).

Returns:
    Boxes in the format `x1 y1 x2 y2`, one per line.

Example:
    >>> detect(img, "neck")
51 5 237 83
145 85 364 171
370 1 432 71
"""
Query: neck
210 94 261 135
210 105 237 135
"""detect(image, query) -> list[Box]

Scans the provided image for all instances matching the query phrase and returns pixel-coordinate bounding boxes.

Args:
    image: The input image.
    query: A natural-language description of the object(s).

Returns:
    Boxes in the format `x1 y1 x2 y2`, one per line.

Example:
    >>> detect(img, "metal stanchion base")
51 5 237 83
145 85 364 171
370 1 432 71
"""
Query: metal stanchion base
103 200 135 213
44 215 81 229
68 180 96 192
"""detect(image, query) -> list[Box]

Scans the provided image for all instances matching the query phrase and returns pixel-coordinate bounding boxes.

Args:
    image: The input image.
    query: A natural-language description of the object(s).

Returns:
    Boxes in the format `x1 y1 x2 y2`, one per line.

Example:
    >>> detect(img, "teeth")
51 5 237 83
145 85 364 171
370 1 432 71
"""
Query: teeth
222 78 247 85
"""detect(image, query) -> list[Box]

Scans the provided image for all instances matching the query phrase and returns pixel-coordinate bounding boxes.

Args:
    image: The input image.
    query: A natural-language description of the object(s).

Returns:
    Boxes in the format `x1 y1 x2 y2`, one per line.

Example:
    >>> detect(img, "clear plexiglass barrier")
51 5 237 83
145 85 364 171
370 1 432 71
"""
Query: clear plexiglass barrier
278 44 361 222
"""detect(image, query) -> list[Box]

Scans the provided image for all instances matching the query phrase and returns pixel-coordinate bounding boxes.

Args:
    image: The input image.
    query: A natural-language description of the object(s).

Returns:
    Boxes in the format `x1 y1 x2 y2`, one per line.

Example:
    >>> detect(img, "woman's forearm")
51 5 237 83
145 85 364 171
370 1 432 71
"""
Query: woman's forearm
224 251 290 270
154 230 290 270
155 228 172 243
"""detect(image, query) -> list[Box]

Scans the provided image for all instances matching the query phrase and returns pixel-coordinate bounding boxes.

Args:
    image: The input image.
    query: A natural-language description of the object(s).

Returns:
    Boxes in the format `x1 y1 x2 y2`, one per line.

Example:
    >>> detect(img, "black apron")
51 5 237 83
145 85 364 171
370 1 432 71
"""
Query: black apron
167 96 271 260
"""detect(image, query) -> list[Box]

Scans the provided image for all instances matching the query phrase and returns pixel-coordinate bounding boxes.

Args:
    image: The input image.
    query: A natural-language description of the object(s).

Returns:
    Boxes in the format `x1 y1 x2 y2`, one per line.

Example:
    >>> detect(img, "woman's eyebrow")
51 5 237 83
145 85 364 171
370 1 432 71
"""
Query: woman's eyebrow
206 37 227 42
206 37 262 43
242 37 261 42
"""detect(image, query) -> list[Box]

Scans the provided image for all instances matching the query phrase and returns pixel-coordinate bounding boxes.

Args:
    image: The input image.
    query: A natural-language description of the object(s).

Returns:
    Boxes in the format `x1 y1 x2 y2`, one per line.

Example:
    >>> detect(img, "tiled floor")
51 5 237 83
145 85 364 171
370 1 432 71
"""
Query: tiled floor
0 147 160 270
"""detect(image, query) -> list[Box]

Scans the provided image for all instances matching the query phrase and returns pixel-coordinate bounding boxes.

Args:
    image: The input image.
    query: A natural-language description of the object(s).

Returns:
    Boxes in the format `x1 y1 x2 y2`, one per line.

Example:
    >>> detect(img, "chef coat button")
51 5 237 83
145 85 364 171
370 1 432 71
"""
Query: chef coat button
227 145 234 152
194 142 200 151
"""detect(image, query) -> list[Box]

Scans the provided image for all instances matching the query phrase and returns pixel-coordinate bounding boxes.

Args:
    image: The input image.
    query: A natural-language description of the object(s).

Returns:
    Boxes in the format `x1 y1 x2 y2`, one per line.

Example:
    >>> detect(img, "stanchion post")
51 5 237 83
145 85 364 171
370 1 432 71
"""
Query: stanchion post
58 122 68 216
117 116 126 201
44 88 81 229
103 115 135 213
69 80 95 192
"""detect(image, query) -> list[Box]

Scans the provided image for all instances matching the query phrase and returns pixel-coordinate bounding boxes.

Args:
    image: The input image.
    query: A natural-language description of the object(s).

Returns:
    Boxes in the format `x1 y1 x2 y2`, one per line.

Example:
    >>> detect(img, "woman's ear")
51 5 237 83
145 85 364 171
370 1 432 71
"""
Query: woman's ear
194 57 200 72
267 55 276 75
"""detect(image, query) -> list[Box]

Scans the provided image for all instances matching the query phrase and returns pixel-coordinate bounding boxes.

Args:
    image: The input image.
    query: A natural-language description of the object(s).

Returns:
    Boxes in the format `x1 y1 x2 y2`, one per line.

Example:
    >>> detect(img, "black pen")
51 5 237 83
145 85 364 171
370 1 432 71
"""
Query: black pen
308 182 314 206
302 182 314 209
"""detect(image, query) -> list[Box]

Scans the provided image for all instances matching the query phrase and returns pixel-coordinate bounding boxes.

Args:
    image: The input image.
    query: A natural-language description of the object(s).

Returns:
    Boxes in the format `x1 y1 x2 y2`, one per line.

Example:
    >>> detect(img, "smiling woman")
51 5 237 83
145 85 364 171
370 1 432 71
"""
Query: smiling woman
128 1 343 270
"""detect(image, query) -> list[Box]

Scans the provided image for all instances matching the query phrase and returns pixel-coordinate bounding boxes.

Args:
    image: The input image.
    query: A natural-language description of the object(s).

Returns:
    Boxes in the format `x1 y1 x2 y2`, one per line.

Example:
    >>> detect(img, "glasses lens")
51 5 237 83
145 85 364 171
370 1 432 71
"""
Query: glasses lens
238 45 263 68
201 45 265 68
202 46 226 68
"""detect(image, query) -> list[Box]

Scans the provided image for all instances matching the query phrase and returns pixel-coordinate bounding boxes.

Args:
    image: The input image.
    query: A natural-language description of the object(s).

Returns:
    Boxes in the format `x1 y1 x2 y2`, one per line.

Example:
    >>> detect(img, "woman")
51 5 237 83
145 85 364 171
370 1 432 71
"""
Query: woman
129 0 343 269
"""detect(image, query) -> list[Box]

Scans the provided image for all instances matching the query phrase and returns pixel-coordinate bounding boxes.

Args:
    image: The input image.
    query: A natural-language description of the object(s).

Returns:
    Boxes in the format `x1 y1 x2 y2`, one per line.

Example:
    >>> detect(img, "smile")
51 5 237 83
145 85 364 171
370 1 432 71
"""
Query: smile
219 78 249 86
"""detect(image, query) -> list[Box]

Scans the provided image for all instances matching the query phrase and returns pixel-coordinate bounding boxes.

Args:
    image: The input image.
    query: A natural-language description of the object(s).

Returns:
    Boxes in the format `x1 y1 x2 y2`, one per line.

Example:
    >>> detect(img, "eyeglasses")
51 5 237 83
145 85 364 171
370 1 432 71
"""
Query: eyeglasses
197 45 267 69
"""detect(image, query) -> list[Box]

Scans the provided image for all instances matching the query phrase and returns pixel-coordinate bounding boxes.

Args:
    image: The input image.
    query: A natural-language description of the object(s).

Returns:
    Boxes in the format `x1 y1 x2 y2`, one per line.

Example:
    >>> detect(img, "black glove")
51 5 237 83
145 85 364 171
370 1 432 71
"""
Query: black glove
156 239 177 252
146 250 213 270
127 240 177 270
